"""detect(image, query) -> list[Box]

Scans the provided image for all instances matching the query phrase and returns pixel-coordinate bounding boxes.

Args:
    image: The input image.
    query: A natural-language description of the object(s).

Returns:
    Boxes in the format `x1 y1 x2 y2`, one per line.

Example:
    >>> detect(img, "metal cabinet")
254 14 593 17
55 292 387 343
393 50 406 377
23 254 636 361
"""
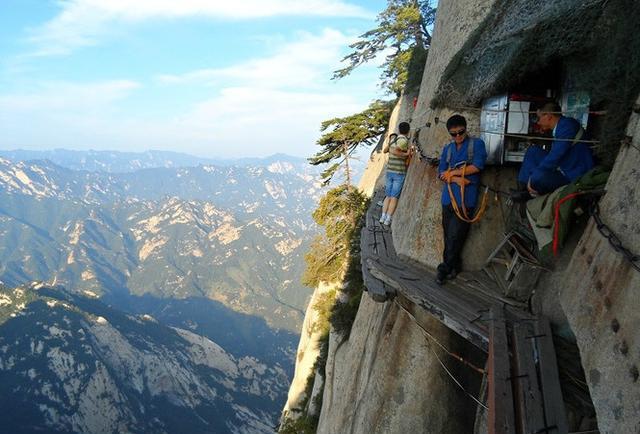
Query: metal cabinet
480 94 508 165
479 91 591 166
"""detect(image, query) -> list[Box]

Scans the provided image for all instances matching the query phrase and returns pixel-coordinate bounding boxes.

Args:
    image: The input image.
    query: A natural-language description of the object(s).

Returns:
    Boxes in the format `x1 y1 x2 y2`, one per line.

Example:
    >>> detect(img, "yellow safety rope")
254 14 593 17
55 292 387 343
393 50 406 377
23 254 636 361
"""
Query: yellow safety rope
446 164 489 224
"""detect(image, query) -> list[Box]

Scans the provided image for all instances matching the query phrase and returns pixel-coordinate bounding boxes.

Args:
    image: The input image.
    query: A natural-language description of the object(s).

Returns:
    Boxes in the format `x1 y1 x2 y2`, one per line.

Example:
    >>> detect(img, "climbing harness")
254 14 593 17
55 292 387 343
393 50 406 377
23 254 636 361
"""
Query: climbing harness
444 139 489 224
447 175 490 224
411 127 506 218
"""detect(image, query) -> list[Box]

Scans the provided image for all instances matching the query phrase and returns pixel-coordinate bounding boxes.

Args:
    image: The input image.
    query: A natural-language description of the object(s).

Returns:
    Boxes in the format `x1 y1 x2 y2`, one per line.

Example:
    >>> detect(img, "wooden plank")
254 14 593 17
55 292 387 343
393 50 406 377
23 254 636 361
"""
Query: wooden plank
488 306 516 434
444 276 513 315
369 259 489 351
360 210 392 302
390 261 495 314
360 192 399 303
511 323 546 434
486 264 511 295
459 271 529 310
534 318 569 434
411 298 488 352
362 262 390 302
393 257 509 323
393 265 496 326
377 230 397 260
362 188 563 434
373 259 491 327
459 271 503 296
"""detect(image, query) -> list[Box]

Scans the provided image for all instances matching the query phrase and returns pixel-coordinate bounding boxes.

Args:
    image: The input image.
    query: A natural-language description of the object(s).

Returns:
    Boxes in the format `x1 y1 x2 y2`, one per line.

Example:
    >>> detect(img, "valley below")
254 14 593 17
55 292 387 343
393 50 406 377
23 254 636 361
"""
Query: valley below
0 151 322 433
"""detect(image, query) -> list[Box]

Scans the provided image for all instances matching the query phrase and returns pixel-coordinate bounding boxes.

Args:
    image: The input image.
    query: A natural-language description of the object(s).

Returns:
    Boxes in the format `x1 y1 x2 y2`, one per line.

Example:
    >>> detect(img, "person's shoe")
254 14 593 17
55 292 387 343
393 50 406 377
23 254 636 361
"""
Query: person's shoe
379 215 386 224
509 188 532 203
446 269 457 280
383 216 391 226
436 263 449 285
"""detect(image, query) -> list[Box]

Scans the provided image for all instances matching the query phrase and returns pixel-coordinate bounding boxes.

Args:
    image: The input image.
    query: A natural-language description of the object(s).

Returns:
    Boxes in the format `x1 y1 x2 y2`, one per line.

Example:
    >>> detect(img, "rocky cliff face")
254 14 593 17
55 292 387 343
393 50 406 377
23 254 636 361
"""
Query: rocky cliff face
391 0 512 270
556 103 640 433
316 295 483 434
280 5 504 427
281 93 487 434
281 282 337 419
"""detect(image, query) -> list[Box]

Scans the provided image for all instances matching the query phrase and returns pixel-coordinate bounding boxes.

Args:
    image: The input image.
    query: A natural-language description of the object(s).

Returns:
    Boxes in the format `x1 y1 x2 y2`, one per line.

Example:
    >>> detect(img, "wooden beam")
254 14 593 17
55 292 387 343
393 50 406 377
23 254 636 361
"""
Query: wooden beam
488 306 516 434
368 259 490 351
534 319 569 434
458 272 529 310
360 206 393 302
511 322 546 434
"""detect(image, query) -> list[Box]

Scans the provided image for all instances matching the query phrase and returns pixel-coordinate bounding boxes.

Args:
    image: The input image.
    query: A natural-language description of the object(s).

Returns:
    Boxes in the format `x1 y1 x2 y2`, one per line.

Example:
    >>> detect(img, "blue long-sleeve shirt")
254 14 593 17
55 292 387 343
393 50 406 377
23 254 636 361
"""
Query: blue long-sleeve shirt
534 116 594 181
438 137 488 207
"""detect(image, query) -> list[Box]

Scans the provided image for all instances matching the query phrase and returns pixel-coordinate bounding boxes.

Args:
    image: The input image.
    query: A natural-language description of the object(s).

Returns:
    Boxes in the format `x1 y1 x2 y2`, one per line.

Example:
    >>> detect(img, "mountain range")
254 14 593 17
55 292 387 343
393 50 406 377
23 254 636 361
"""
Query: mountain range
0 283 292 434
0 154 320 331
0 150 325 433
0 149 308 174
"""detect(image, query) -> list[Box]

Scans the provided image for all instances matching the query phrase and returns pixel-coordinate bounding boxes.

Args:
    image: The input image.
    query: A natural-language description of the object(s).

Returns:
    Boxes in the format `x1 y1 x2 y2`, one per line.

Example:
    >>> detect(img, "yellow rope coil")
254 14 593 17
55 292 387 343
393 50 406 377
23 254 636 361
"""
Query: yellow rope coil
446 164 489 224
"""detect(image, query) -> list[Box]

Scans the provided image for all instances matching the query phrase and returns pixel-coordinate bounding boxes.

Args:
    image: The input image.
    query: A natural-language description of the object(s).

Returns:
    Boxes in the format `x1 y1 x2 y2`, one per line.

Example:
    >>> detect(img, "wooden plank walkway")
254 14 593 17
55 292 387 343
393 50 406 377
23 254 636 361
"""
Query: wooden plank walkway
488 306 517 434
360 190 568 434
361 191 531 352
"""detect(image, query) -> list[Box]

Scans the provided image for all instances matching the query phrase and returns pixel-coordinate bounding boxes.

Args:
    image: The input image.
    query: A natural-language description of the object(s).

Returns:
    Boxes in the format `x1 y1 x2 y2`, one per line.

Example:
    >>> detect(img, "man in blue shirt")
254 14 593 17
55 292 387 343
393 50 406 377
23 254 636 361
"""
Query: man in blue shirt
514 101 594 200
436 115 488 285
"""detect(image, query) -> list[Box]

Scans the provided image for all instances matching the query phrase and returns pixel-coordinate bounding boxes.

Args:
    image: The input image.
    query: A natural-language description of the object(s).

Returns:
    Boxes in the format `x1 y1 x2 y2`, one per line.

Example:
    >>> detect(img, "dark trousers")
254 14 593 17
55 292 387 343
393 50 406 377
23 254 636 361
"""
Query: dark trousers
439 205 473 274
517 146 570 194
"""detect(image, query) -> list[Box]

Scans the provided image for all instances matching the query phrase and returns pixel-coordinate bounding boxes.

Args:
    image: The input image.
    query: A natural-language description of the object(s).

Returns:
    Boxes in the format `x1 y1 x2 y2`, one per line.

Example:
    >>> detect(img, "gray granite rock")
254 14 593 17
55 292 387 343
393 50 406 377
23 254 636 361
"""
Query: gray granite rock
558 100 640 434
316 296 482 434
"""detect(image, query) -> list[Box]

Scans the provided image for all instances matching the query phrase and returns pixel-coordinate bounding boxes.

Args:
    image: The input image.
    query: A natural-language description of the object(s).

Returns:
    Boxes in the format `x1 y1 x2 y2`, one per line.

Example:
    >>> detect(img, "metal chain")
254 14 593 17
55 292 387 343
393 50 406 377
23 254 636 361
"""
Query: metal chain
411 127 439 164
590 201 640 273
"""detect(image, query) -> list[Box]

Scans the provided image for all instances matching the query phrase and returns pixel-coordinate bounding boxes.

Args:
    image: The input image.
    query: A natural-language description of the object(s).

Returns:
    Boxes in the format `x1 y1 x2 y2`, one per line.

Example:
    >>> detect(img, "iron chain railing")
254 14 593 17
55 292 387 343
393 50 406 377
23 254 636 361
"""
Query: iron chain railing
590 201 640 273
411 127 438 164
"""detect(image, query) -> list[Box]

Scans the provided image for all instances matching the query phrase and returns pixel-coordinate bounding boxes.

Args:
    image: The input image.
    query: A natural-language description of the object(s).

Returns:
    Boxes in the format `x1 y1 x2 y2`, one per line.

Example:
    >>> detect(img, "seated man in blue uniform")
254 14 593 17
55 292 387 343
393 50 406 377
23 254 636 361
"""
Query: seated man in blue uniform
436 115 488 285
513 101 595 201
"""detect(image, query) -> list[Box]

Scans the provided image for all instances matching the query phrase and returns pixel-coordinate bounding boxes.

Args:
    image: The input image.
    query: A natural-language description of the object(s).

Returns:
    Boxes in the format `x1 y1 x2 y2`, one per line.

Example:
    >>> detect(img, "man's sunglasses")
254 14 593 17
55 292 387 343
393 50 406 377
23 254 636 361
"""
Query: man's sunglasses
449 129 466 137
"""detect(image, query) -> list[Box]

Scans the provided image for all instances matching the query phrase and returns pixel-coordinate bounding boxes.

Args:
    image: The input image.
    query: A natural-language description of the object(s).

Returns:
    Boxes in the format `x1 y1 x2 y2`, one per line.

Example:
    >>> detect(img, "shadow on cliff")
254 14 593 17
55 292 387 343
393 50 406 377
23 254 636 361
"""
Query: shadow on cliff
103 292 299 371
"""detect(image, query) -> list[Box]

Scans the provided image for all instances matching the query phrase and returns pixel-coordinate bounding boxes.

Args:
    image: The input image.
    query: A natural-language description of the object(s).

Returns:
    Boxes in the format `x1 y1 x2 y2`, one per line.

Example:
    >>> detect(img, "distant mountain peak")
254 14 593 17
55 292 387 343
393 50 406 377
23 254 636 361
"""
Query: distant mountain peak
0 149 310 173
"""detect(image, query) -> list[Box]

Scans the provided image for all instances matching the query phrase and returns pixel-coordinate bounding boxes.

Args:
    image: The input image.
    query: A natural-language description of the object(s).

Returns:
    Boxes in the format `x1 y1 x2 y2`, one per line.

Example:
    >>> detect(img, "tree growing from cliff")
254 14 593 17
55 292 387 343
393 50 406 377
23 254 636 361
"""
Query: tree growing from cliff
309 99 394 186
333 0 436 95
302 185 368 288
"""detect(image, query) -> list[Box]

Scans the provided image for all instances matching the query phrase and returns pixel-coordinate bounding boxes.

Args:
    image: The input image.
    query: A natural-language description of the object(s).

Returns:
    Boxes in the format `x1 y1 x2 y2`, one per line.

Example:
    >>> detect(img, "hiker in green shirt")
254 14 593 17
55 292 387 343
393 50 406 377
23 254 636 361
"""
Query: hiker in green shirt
380 122 411 226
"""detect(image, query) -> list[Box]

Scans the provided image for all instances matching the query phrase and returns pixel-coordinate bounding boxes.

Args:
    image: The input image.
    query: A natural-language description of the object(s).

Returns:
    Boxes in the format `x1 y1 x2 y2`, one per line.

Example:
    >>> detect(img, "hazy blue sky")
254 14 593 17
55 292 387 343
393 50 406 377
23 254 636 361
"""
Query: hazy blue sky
0 0 389 158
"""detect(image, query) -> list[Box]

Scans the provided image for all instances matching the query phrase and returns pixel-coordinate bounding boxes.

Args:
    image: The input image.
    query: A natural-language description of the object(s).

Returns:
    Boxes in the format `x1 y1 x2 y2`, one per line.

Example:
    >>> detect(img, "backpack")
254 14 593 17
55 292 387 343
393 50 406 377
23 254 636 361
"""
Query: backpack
390 135 411 167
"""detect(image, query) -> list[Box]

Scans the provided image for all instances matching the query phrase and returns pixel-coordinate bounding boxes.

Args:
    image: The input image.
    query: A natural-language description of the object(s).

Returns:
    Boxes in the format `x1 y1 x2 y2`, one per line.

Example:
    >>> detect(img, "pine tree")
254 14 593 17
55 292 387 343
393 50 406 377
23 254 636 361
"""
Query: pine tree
333 0 436 95
309 99 394 186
